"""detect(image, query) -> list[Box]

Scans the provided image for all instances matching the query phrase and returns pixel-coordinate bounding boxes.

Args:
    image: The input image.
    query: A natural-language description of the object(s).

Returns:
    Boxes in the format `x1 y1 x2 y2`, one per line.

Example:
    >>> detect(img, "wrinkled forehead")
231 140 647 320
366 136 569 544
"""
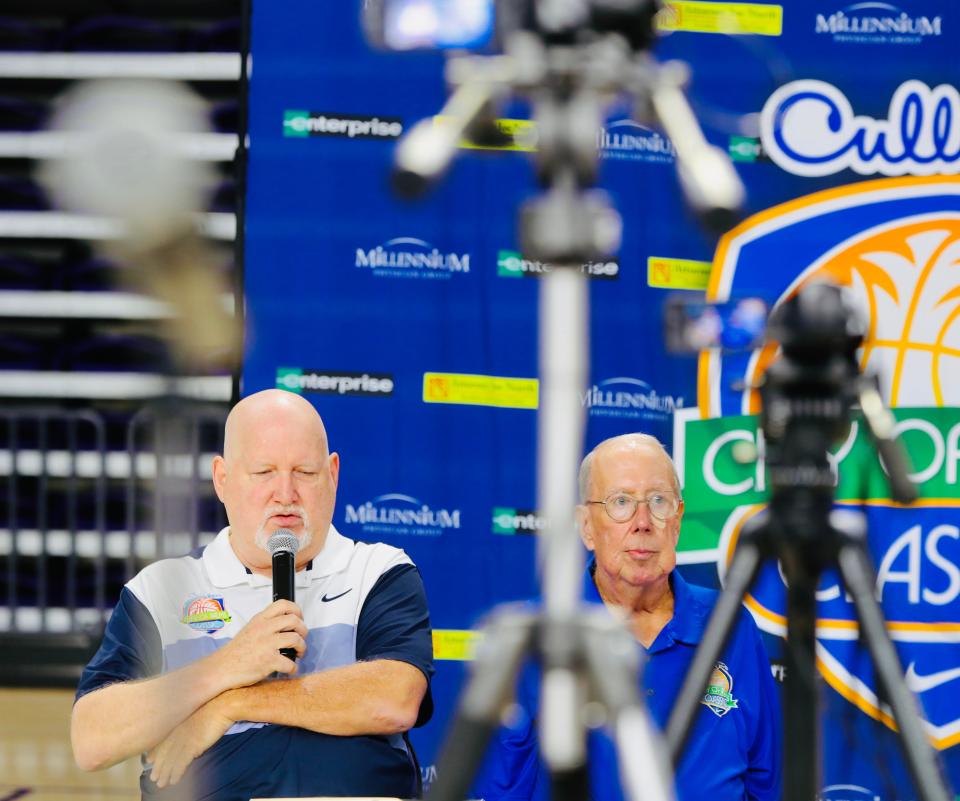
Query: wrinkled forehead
590 442 675 494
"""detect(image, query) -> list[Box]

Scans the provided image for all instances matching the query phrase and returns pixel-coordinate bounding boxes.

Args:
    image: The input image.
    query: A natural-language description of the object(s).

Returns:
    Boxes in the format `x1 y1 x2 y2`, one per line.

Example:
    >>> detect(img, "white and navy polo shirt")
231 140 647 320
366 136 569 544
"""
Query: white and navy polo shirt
77 526 434 801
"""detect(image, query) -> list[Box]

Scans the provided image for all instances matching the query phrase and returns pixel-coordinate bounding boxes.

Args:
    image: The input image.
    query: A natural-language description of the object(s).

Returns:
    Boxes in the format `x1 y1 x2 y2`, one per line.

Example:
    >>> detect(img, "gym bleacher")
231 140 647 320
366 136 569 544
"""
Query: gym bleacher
0 0 242 688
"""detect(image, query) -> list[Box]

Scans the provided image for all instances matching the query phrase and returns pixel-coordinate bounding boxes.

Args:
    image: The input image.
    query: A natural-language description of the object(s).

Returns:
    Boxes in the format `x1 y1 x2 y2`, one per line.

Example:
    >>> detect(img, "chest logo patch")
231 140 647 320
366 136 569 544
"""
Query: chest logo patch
702 662 739 717
181 595 232 634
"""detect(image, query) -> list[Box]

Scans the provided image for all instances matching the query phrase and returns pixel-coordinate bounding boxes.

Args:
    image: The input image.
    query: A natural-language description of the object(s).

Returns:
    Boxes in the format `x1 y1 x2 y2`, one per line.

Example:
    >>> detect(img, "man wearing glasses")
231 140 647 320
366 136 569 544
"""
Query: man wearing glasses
474 433 781 801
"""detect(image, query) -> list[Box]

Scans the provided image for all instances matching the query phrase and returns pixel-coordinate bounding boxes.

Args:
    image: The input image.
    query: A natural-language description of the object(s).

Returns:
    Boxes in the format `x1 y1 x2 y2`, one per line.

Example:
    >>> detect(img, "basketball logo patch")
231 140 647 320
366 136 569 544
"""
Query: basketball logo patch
181 595 232 634
702 662 739 718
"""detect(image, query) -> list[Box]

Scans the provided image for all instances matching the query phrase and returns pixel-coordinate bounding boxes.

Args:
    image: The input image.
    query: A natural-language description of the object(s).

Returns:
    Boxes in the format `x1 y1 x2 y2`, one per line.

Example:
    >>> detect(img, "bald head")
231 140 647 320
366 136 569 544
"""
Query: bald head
213 389 339 574
223 389 330 464
579 434 681 503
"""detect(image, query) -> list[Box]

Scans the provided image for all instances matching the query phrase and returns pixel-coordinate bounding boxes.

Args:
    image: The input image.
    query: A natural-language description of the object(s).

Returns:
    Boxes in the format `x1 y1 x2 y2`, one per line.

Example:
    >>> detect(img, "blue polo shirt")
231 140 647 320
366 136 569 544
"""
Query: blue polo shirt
472 564 781 801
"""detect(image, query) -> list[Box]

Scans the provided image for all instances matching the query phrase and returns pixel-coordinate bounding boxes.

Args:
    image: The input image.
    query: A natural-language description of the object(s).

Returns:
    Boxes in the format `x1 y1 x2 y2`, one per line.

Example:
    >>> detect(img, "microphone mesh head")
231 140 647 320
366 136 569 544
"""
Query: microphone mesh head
267 529 300 556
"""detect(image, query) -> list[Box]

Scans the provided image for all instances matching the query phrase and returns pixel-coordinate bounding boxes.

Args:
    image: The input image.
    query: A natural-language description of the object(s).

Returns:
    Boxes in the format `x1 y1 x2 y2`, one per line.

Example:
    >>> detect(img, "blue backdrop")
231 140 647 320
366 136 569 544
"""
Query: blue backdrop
242 2 959 797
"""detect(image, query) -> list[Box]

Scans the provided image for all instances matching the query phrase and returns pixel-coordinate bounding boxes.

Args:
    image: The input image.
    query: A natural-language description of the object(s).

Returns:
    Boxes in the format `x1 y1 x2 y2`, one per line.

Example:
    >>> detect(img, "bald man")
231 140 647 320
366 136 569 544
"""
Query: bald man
72 390 434 801
474 434 781 801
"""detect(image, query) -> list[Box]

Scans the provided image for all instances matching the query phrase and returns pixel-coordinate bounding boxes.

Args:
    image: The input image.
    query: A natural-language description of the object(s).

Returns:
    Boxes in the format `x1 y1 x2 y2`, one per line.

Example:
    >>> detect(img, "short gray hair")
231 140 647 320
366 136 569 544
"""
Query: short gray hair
578 434 682 503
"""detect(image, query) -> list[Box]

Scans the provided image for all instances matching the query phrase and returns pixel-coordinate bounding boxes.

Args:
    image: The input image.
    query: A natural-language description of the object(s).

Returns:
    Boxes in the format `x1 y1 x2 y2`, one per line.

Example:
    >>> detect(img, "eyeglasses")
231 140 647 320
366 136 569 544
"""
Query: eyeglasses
587 490 681 522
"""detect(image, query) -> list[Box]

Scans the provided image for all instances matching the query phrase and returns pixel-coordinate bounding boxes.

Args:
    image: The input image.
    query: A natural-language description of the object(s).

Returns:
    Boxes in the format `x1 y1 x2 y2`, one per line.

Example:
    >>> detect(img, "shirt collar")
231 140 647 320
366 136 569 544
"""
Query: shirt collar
203 525 352 588
658 568 710 649
582 558 711 651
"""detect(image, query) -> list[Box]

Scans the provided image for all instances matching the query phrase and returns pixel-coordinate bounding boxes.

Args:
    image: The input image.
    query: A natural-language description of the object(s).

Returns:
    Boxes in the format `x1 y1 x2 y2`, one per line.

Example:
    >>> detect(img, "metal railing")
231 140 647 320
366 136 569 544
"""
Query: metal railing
0 403 227 635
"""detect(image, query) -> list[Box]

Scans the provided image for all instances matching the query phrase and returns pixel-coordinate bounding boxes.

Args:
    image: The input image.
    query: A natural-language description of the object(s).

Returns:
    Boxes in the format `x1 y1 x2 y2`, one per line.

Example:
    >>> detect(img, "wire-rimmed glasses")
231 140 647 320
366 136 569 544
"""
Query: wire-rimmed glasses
586 490 681 522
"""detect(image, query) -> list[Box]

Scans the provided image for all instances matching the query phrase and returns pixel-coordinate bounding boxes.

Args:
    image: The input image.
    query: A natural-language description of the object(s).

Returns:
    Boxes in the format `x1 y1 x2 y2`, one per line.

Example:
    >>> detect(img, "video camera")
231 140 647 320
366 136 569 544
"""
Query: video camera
363 0 660 51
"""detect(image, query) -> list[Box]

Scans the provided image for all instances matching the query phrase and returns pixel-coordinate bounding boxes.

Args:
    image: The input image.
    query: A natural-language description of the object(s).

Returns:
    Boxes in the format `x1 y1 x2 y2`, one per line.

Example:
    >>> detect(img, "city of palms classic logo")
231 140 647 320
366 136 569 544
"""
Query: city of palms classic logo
673 176 960 750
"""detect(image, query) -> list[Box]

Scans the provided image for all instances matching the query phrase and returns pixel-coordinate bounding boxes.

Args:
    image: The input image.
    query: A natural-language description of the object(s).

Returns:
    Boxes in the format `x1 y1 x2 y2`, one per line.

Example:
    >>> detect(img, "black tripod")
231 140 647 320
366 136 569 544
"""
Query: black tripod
665 283 954 801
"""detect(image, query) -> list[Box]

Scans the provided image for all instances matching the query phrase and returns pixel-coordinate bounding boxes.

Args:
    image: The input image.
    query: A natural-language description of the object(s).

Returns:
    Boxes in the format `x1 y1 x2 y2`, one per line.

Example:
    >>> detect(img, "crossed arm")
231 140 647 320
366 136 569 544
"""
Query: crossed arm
71 598 427 785
147 657 427 788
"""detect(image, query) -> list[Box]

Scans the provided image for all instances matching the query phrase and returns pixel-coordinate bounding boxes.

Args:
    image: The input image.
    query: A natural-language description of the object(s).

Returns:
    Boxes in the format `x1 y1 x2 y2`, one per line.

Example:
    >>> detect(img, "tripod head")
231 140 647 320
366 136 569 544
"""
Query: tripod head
509 0 660 46
384 0 744 262
757 282 916 547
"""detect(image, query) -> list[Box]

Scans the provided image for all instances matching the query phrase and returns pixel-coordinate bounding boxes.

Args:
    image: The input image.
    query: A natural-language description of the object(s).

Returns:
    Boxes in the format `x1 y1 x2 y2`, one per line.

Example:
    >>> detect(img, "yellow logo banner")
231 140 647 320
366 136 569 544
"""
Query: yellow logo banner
657 2 783 36
423 372 539 409
433 629 481 661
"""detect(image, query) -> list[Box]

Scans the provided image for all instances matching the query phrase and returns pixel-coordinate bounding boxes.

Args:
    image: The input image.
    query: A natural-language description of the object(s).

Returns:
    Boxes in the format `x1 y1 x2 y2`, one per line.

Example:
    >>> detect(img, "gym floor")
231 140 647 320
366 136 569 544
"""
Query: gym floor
0 688 140 801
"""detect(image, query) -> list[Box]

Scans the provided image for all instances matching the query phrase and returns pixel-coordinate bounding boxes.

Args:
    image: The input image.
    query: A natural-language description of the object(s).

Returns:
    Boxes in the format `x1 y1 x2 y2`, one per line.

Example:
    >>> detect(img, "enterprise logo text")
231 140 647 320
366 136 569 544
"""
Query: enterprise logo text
284 111 403 139
276 368 394 396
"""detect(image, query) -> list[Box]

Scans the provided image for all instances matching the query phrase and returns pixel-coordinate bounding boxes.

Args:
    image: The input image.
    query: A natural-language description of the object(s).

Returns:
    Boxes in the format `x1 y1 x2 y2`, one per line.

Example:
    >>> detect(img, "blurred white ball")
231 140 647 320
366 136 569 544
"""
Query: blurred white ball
39 79 217 250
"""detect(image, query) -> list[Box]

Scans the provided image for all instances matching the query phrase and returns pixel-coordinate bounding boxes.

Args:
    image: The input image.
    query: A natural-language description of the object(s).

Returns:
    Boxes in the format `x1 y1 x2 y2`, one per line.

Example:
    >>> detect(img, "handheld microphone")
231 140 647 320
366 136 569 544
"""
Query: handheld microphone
267 529 300 663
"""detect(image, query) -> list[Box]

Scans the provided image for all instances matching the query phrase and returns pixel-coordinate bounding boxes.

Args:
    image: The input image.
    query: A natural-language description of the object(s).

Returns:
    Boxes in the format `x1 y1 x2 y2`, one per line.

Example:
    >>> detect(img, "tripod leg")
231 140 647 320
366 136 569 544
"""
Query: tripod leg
782 554 820 801
582 611 676 801
837 539 955 801
426 610 537 801
666 538 764 764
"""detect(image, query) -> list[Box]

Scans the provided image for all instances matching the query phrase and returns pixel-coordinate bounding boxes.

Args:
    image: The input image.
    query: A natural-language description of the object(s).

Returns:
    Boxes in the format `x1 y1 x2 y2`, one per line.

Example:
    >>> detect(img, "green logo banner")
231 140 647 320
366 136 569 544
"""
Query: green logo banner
674 407 960 553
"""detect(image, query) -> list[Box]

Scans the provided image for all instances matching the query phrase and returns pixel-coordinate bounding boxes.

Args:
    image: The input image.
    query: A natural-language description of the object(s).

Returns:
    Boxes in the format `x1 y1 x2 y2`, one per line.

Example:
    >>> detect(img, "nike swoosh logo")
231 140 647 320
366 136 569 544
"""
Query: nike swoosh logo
321 589 352 603
904 662 960 693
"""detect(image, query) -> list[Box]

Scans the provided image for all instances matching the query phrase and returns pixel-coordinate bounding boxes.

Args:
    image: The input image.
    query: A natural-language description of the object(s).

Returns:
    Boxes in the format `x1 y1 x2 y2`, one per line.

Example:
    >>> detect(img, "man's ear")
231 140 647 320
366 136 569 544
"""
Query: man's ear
327 452 340 489
211 455 227 503
577 505 596 551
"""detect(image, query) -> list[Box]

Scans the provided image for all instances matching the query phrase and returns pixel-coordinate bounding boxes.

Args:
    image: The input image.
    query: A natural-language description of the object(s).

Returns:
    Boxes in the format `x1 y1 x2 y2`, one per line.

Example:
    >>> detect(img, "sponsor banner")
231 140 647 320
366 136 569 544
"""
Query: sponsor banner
819 785 886 801
647 256 712 290
497 249 619 280
656 1 783 36
355 237 471 279
342 493 461 538
674 407 960 552
432 629 480 661
583 377 684 423
423 372 539 410
814 4 943 45
728 136 766 164
760 80 960 178
247 0 960 785
436 116 538 152
492 507 546 535
276 368 395 396
599 120 676 163
283 110 403 139
438 116 677 161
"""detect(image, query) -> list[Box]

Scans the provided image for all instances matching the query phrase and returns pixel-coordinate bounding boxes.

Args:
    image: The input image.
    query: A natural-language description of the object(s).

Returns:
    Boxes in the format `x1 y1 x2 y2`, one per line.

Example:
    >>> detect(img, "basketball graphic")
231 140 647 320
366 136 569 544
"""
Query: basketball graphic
741 216 960 411
187 597 223 617
181 595 231 633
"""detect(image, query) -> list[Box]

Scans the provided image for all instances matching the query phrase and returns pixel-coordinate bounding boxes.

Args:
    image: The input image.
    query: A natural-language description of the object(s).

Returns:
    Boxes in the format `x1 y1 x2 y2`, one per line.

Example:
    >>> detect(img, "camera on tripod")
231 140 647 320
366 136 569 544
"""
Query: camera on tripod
363 0 661 51
664 280 958 801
